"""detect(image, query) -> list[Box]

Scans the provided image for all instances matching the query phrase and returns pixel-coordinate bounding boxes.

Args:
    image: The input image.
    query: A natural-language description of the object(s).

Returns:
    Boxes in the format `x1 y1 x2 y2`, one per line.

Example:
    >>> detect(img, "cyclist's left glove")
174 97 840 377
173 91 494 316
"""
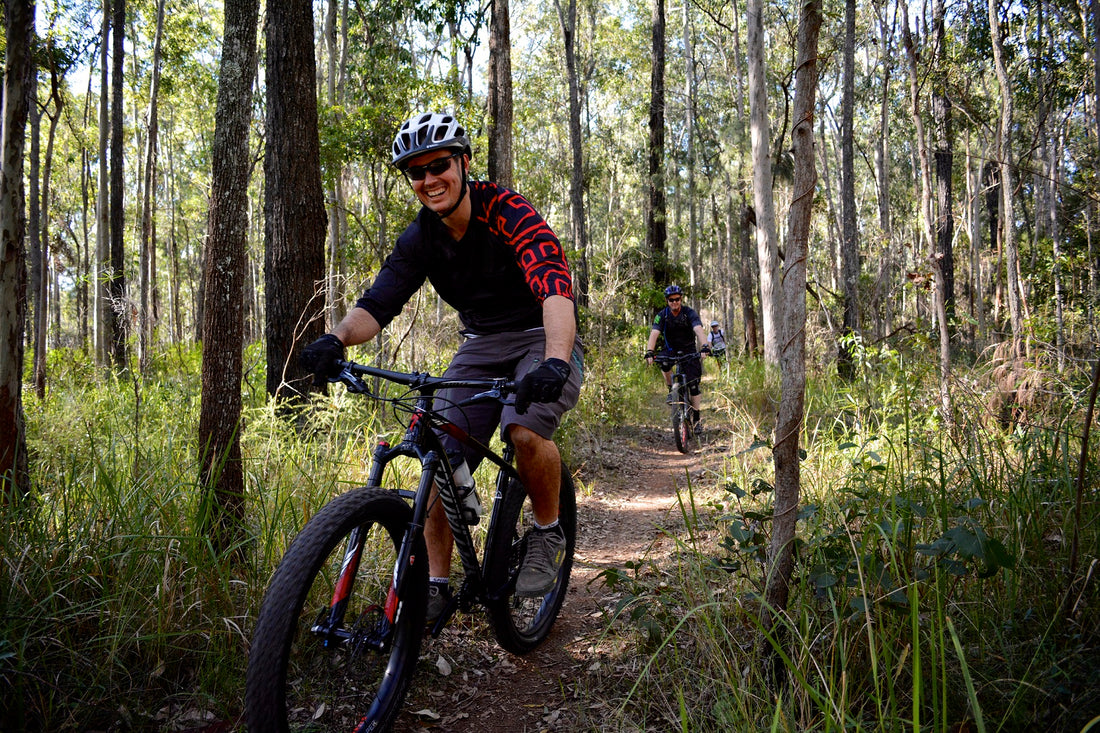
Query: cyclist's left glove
300 333 345 385
700 345 711 356
514 358 571 415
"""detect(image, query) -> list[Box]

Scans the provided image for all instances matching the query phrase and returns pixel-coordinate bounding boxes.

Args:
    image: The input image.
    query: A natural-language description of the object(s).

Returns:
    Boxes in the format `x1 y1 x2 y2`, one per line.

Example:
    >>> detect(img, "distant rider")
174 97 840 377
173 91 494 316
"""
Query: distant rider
644 285 709 429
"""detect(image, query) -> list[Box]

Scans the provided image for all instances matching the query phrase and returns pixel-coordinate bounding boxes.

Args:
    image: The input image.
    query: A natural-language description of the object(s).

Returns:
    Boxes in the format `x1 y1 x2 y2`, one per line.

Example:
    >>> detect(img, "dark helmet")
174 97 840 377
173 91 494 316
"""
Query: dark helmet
391 113 472 169
664 285 683 298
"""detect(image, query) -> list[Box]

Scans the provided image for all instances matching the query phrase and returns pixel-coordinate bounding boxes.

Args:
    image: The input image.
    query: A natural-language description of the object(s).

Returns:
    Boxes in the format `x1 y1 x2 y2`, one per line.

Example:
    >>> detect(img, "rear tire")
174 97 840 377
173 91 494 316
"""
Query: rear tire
245 488 427 732
485 463 577 654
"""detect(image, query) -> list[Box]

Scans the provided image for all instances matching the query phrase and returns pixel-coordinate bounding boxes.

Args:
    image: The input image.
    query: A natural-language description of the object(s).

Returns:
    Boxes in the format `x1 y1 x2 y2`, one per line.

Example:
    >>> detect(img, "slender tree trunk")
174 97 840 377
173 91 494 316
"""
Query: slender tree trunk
1 0 34 500
837 0 859 380
555 0 589 306
738 194 758 356
139 0 166 372
989 0 1024 359
28 65 43 395
109 0 128 369
487 0 514 188
96 9 110 365
647 0 668 286
265 0 328 401
764 0 821 645
932 0 955 322
684 2 698 287
746 0 781 366
199 0 260 555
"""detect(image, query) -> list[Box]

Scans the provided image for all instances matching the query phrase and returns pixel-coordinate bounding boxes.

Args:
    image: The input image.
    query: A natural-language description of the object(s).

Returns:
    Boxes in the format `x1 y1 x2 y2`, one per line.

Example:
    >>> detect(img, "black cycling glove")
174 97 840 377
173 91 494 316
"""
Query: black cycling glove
300 333 345 385
514 358 571 415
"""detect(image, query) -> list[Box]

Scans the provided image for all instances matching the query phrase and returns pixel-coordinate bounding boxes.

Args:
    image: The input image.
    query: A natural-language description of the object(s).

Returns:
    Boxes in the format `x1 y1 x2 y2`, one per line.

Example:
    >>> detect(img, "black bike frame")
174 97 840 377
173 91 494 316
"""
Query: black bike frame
319 361 525 641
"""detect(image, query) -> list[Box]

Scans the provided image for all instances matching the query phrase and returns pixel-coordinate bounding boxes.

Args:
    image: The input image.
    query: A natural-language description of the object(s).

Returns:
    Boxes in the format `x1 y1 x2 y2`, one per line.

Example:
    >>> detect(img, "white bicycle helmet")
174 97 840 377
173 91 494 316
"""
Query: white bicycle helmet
391 112 472 169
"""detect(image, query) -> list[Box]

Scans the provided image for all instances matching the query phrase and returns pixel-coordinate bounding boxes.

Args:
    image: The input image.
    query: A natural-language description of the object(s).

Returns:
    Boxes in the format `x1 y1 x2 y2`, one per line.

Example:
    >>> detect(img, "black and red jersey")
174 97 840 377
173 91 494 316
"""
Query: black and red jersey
356 181 574 335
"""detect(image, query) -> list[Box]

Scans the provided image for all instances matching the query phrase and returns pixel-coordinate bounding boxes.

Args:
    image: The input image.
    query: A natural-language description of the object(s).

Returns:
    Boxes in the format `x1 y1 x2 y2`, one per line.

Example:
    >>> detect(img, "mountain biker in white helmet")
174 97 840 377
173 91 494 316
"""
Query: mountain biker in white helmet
301 112 584 622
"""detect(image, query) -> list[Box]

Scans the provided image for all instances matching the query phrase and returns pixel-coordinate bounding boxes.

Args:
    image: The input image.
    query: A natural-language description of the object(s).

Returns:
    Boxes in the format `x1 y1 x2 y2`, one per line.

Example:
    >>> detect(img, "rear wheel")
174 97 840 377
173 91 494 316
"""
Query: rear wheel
485 463 577 654
245 488 427 732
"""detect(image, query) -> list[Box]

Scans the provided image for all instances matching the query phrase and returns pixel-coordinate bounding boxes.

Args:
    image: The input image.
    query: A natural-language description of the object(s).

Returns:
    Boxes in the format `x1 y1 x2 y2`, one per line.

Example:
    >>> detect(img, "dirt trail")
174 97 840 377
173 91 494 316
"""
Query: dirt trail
394 423 725 732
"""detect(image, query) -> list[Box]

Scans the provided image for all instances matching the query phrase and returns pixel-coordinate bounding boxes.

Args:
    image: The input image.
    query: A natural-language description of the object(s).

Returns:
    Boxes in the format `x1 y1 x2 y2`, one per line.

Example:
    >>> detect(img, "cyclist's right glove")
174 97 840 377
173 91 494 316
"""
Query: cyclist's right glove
300 333 345 385
515 358 571 415
644 349 655 360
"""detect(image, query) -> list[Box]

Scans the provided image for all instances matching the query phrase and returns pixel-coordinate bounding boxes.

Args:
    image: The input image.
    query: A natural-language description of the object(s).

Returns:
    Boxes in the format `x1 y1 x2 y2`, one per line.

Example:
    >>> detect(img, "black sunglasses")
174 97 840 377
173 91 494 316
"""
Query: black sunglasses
403 152 461 182
667 296 682 302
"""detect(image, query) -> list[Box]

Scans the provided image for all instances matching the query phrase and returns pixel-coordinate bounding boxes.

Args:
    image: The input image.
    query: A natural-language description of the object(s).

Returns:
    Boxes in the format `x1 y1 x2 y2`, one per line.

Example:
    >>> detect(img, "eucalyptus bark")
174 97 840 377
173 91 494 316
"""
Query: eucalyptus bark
647 0 668 286
683 2 698 287
837 0 859 381
28 68 42 395
1 0 34 499
109 0 128 369
555 0 589 306
199 0 260 554
139 0 166 372
487 0 514 188
932 0 955 321
989 0 1024 358
265 0 328 401
746 0 781 366
738 196 759 356
95 7 110 364
764 0 821 639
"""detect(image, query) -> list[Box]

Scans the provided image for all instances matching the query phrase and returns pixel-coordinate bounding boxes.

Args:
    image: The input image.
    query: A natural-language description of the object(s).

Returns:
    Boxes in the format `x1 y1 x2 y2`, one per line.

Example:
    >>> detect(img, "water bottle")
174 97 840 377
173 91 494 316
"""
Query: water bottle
451 460 483 525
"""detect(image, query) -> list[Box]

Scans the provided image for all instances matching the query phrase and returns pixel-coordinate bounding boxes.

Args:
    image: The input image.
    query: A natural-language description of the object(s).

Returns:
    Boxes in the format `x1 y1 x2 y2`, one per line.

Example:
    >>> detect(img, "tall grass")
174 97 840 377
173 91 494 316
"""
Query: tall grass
1 345 404 729
586 340 1099 732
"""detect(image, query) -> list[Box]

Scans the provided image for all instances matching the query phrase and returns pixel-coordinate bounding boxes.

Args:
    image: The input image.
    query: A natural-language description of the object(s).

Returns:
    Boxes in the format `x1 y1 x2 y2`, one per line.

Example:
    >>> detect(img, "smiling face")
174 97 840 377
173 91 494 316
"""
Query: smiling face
667 294 682 315
404 149 467 216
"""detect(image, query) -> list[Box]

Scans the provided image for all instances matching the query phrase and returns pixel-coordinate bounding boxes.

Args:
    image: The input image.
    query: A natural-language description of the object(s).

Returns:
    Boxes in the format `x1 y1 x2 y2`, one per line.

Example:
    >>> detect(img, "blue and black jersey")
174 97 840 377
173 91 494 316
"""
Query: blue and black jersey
652 305 702 354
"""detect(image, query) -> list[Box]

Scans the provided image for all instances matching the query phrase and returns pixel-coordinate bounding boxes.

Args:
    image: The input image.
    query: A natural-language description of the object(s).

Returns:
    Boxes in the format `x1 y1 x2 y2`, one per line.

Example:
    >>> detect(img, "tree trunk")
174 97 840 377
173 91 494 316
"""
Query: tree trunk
764 0 821 645
683 2 697 287
139 0 166 372
265 0 328 402
989 0 1024 359
1 0 34 500
199 0 260 555
555 0 589 307
487 0 514 188
738 195 758 356
746 0 781 366
837 0 859 381
96 7 110 365
28 64 43 396
932 0 955 323
109 0 128 369
647 0 668 286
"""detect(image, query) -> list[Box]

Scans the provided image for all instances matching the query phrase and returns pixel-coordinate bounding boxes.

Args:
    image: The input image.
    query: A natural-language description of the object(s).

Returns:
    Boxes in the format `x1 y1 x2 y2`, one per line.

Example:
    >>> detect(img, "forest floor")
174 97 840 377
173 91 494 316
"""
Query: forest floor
390 411 732 733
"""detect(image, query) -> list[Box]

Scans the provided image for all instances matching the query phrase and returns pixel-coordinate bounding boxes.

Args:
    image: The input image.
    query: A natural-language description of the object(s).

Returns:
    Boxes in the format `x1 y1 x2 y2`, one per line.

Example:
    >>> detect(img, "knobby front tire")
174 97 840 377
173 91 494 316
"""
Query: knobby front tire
485 463 577 654
245 488 428 733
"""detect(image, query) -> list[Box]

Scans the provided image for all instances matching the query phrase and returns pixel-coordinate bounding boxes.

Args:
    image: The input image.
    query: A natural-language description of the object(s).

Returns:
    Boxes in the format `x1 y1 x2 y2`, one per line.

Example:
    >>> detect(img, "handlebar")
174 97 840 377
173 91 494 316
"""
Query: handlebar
650 351 705 368
330 359 517 406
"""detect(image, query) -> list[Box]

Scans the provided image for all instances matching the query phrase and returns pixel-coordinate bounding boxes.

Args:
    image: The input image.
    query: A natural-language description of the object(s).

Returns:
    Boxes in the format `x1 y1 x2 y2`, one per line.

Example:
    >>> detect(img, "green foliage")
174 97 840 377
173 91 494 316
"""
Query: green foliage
589 346 1099 732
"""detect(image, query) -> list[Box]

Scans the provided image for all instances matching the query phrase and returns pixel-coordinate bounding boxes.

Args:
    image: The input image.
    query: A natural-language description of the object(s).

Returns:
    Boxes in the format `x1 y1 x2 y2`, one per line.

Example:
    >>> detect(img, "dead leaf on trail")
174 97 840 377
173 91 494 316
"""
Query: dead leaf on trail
436 654 453 676
414 708 441 720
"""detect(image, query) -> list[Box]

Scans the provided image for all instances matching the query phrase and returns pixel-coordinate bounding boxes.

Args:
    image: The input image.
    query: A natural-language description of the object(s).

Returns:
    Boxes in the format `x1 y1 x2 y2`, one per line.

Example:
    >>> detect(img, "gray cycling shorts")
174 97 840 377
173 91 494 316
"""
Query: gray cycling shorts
434 329 584 467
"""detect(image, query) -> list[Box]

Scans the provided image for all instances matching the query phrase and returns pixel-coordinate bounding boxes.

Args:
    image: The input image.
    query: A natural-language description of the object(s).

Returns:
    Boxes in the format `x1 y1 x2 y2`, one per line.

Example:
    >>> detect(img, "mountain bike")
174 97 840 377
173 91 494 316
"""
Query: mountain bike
655 351 703 454
244 359 577 732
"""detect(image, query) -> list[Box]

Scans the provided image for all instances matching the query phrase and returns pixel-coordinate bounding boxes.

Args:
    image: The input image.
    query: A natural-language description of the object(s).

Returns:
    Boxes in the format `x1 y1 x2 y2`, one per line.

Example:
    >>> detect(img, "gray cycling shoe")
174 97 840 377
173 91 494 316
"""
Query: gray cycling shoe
426 582 451 624
516 526 567 597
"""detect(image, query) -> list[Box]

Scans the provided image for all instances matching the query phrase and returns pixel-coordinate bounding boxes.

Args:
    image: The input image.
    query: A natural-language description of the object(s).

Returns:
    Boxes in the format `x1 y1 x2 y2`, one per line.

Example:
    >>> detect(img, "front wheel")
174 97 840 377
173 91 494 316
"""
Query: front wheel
485 463 577 654
245 488 428 732
672 391 693 454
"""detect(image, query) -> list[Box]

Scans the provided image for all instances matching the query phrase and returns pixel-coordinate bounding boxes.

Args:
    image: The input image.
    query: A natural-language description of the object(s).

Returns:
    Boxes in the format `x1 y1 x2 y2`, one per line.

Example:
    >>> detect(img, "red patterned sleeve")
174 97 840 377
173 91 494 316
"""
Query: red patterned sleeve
479 184 574 303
